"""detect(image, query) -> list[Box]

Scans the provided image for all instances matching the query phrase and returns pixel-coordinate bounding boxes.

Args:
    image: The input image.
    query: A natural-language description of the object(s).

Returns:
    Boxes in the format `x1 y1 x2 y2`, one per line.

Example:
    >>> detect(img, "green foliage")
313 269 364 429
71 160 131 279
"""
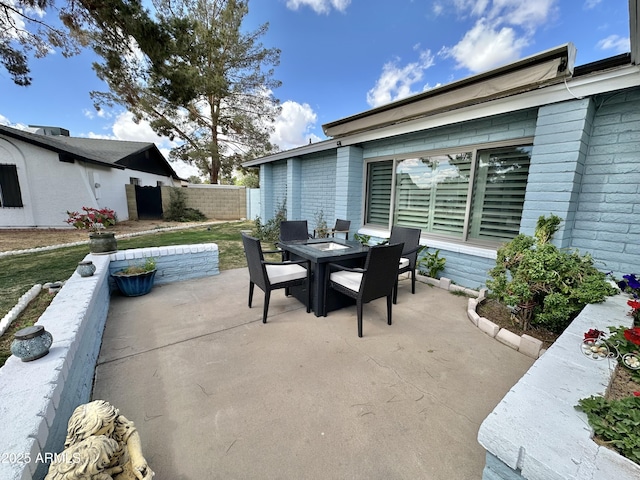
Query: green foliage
234 170 259 188
487 215 616 333
252 199 286 244
607 326 640 383
534 213 562 244
353 233 371 246
417 248 446 279
163 188 207 222
116 257 157 275
577 395 640 464
90 0 281 184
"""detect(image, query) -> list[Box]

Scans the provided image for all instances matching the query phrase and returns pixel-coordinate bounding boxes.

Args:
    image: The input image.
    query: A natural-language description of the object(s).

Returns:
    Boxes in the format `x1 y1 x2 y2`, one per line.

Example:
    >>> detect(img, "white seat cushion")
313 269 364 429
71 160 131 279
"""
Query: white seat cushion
399 257 410 269
266 264 307 284
330 270 363 293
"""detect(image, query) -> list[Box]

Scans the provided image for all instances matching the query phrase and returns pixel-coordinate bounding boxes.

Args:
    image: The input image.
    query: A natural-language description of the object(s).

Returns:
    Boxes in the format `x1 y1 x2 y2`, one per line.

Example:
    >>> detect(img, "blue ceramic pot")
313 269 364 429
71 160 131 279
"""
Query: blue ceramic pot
112 270 157 296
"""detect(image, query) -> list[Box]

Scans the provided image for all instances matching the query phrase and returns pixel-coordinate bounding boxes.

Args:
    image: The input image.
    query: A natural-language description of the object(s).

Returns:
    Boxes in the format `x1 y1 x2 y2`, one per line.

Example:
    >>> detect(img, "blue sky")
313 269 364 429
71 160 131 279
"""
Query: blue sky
0 0 632 179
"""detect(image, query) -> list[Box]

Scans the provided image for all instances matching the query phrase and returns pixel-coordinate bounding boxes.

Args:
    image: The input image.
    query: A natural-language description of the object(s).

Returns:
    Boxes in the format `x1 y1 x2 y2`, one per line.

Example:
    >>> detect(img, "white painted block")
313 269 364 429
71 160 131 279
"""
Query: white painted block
519 334 543 359
478 317 499 337
496 328 521 350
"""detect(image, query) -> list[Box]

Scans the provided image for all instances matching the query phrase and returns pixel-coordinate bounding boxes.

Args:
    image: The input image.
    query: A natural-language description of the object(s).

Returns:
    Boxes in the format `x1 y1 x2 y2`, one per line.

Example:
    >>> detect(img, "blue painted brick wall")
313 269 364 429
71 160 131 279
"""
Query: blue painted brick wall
300 154 337 231
572 88 640 277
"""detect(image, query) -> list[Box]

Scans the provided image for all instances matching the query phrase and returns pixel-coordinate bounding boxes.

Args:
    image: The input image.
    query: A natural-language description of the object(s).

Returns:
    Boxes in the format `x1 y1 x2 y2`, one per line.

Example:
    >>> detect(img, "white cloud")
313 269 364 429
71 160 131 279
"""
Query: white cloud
285 0 351 14
596 35 630 54
270 101 322 150
441 18 528 73
367 50 436 108
584 0 602 9
86 103 321 178
440 0 557 74
487 0 557 30
452 0 490 17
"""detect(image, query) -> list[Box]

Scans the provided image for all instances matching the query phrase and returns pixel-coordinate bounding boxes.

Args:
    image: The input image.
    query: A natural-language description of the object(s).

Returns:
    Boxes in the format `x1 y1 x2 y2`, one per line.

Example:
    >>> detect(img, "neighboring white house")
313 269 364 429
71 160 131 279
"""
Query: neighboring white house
0 125 183 228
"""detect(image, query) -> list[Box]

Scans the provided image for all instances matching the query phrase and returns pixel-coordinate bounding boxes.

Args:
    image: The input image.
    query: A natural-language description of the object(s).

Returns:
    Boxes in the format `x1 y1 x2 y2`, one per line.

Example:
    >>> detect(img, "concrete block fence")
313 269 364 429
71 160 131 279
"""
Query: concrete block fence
0 244 219 480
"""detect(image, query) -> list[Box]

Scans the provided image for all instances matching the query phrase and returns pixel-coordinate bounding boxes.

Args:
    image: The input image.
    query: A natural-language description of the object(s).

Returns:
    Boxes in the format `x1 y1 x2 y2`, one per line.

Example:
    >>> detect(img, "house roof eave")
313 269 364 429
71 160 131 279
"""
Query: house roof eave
334 62 640 149
0 126 127 169
244 60 640 167
322 43 577 138
242 138 339 167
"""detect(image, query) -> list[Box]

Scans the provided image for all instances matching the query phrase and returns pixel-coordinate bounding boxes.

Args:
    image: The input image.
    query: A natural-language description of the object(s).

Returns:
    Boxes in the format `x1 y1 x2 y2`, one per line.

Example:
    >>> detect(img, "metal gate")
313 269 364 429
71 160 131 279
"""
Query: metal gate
135 185 163 220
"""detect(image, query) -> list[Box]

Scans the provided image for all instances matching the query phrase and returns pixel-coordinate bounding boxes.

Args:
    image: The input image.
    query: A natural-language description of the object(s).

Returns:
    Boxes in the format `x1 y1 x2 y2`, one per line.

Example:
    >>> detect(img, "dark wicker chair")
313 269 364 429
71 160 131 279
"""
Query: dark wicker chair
330 219 351 240
313 218 351 239
278 220 311 260
242 233 311 323
324 242 404 337
388 226 422 304
279 220 311 242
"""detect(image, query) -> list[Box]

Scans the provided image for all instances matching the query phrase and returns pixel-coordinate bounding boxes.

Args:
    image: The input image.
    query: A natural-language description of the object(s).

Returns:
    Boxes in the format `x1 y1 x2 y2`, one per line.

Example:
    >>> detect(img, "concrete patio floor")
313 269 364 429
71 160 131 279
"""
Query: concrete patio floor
93 268 534 480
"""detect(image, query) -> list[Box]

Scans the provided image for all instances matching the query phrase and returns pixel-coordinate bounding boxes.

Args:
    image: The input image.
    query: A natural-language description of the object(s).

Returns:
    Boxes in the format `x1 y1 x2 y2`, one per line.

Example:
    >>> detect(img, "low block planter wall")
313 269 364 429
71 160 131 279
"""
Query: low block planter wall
0 244 219 480
477 293 640 480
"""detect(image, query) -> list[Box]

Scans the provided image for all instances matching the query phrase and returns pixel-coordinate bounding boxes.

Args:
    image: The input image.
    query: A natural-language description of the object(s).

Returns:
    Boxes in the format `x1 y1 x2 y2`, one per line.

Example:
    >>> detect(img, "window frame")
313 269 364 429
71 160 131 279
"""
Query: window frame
0 163 24 208
362 138 534 247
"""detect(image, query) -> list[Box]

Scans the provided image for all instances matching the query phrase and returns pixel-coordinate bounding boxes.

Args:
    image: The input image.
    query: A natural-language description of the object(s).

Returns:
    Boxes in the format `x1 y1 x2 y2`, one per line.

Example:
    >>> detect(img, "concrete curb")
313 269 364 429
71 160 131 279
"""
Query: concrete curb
416 274 545 359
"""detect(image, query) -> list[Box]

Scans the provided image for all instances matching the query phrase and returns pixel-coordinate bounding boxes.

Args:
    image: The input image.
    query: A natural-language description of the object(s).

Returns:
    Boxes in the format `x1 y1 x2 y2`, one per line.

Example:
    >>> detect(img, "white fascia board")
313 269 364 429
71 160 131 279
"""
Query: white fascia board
338 64 640 148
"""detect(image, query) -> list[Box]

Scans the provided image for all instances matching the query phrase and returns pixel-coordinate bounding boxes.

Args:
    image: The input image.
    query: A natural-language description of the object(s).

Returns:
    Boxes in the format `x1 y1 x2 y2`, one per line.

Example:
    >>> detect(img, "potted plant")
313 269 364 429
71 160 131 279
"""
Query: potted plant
112 258 157 297
65 207 118 254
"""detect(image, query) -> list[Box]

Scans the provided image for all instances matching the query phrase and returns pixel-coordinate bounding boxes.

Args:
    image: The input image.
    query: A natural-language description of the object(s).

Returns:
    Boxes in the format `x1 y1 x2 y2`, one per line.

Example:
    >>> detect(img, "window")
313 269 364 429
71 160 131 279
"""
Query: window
365 144 532 244
0 164 23 208
130 177 141 186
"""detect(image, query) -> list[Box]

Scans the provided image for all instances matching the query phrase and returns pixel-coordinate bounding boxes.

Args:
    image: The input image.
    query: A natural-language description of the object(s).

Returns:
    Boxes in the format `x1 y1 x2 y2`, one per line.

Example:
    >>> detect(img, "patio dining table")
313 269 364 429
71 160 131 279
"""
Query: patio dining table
277 238 369 316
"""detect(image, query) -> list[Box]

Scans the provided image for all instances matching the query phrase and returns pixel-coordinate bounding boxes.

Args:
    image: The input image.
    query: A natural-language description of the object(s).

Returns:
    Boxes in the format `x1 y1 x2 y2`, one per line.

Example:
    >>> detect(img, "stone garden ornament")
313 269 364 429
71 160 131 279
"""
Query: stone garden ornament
45 400 154 480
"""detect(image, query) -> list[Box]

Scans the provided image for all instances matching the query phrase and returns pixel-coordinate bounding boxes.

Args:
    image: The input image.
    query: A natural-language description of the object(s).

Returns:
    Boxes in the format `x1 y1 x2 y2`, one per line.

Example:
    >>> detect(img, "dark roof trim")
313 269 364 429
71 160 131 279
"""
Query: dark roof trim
0 126 125 169
0 125 184 180
242 138 339 167
573 53 632 77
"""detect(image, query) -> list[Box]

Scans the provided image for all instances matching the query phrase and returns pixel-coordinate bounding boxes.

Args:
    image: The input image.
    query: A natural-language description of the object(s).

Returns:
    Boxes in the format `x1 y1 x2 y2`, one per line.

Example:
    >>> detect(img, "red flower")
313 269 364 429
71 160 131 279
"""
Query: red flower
628 299 640 310
584 329 604 340
634 392 640 397
623 328 640 346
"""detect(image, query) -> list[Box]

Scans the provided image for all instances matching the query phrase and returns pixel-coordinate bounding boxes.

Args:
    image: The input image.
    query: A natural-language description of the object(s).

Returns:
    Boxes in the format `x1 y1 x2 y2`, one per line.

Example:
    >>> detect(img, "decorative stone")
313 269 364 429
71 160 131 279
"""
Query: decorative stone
48 281 63 294
76 260 96 277
10 325 53 362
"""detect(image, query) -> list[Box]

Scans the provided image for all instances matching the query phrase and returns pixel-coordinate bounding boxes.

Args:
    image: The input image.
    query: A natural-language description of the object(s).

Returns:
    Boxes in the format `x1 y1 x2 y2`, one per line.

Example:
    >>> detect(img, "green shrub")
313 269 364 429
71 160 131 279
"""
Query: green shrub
487 214 616 333
252 199 286 243
164 188 206 222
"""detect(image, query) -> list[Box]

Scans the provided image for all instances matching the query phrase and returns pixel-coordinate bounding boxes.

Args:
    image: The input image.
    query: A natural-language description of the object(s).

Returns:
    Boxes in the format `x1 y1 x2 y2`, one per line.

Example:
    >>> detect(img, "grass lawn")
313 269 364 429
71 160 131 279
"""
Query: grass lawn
0 220 254 366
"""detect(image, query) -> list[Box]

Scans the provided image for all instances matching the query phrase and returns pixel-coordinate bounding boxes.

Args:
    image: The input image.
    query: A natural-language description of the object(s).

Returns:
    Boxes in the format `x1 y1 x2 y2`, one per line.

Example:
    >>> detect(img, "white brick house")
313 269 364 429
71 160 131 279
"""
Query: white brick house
0 125 183 228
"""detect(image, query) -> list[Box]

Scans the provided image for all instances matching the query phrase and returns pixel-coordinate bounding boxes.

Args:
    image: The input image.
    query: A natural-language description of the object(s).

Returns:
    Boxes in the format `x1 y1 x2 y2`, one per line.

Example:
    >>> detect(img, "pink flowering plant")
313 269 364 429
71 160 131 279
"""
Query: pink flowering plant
65 207 117 232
